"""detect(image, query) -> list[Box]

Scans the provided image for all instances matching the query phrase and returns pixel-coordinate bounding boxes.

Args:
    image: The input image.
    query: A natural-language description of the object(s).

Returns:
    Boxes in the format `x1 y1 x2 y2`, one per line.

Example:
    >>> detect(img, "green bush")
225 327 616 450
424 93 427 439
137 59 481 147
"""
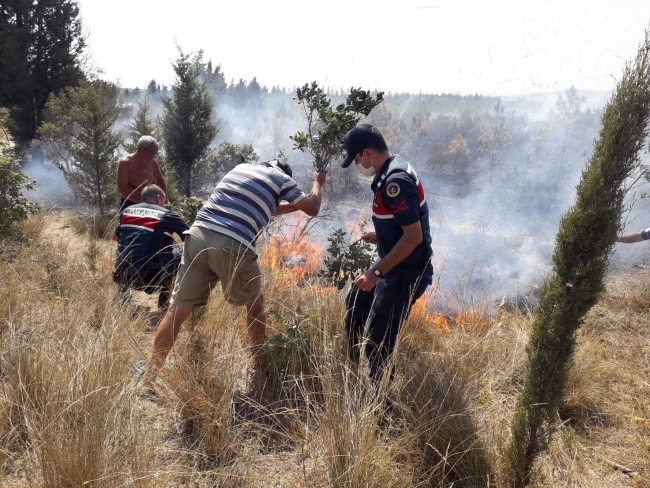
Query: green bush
0 141 38 234
179 196 204 224
319 228 374 289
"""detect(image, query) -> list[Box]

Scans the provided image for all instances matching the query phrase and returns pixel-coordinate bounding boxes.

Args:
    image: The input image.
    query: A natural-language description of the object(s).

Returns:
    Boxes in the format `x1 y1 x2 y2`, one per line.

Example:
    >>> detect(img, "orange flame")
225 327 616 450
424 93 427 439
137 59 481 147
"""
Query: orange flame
410 293 452 332
258 214 324 289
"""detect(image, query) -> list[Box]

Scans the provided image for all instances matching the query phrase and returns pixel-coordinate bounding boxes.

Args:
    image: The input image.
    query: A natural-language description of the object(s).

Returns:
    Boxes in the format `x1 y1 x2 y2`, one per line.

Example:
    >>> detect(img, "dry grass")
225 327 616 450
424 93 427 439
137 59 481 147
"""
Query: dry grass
0 211 648 486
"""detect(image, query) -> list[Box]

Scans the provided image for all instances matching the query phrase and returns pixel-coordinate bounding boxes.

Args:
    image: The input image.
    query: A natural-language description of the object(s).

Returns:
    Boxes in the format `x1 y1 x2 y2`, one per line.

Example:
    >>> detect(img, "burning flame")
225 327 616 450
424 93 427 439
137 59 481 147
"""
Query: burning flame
410 294 452 332
258 214 324 289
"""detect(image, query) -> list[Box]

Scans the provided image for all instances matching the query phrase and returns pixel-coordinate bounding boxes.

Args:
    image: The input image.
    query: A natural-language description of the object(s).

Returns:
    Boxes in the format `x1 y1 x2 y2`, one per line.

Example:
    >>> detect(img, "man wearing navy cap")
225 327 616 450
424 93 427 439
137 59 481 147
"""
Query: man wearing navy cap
341 124 434 383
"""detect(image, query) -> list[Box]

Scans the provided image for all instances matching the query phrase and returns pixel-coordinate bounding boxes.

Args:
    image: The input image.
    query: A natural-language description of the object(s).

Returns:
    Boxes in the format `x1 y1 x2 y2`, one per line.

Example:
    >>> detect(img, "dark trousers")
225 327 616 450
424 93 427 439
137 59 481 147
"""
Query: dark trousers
114 250 182 309
345 263 433 383
119 198 137 212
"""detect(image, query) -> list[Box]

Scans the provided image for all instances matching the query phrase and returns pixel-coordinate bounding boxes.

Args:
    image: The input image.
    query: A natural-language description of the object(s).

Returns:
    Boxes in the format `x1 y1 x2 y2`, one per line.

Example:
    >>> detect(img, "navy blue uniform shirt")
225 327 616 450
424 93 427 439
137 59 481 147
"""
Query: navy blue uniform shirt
370 155 433 268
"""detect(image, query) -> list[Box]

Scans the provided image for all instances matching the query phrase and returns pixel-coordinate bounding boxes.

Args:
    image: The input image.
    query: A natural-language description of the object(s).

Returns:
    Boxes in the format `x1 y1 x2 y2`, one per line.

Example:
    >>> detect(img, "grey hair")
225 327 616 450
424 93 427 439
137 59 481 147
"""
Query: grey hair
136 136 159 151
141 184 165 202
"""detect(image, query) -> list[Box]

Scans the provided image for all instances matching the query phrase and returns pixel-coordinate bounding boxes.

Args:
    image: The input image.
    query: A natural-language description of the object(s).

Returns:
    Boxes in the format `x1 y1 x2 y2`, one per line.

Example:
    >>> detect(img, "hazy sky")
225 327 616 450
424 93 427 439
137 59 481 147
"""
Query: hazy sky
79 0 650 96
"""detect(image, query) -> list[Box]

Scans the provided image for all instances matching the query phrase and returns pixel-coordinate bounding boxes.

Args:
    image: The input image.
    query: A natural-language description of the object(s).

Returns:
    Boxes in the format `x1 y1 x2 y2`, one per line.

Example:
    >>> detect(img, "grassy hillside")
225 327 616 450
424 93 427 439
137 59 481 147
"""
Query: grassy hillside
0 211 648 487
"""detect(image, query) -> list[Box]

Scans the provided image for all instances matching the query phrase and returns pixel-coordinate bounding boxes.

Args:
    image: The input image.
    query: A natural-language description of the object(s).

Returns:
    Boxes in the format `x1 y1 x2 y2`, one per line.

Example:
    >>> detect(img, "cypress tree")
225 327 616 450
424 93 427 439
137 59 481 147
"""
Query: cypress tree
506 31 650 487
162 48 217 197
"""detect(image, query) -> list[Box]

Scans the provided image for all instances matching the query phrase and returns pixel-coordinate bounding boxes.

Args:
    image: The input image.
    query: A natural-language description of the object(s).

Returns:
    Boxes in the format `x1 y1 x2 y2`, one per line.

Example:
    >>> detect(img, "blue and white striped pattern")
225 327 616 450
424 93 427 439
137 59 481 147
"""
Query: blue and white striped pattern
194 163 305 249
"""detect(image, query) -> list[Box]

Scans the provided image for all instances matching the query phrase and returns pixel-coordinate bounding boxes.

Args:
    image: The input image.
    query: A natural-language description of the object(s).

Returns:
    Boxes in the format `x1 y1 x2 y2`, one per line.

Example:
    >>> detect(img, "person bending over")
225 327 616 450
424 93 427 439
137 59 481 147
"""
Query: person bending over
138 159 326 390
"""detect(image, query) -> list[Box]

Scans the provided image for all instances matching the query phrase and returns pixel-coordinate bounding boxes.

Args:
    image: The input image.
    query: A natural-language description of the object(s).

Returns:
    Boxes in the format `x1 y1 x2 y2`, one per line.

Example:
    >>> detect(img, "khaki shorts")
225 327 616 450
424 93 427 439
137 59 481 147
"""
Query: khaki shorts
170 226 262 307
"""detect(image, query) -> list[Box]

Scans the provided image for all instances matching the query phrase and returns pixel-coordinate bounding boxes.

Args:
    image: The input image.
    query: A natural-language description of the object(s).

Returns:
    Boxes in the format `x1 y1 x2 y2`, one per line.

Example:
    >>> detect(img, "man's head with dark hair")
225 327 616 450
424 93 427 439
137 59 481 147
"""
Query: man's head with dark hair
141 184 166 203
341 124 389 168
266 159 293 178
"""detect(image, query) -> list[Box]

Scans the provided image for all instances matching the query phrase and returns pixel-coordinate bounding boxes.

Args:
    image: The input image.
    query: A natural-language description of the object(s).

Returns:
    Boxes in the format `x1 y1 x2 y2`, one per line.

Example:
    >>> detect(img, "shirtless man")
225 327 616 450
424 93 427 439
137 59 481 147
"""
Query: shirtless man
117 136 167 210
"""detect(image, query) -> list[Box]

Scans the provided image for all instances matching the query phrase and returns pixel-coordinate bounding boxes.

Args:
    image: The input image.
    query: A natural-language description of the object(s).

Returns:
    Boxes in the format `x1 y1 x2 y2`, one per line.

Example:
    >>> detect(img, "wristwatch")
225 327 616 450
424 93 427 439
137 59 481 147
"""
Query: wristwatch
371 267 384 278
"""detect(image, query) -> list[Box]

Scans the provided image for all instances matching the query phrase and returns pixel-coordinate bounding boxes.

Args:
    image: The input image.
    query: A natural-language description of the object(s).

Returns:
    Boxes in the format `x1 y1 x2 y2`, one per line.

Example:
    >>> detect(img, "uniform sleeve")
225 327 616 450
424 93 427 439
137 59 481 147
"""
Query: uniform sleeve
381 173 420 227
641 228 650 240
279 176 306 204
162 211 190 241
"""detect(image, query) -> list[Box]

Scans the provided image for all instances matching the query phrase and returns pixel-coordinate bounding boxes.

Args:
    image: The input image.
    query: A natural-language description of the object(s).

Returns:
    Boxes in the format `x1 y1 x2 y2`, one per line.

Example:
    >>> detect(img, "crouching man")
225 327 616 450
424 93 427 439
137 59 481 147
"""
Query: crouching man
137 159 327 390
113 185 188 310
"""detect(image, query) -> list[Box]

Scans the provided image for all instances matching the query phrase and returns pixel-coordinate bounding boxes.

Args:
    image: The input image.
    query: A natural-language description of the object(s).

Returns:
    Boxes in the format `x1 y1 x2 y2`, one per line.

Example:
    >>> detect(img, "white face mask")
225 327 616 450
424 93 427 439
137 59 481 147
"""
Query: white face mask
355 154 377 177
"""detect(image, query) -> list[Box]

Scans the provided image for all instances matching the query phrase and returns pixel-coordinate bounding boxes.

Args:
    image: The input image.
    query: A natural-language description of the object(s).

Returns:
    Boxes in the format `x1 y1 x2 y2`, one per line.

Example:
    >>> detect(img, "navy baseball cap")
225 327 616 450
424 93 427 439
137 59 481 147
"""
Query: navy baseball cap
341 124 387 168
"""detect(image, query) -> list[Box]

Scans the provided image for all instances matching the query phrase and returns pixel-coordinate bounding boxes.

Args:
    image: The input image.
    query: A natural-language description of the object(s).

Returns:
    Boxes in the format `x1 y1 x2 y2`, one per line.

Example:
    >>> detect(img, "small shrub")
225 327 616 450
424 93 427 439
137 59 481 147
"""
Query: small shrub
320 228 374 289
0 140 39 235
179 196 203 225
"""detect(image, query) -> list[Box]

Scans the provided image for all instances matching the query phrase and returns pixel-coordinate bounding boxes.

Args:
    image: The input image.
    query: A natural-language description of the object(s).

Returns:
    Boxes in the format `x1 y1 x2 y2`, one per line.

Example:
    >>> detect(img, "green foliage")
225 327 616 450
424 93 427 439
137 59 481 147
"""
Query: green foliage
506 30 650 488
39 80 123 212
0 0 86 147
179 196 204 224
162 48 218 197
0 140 38 234
207 140 258 183
320 228 374 289
290 82 384 172
123 94 157 154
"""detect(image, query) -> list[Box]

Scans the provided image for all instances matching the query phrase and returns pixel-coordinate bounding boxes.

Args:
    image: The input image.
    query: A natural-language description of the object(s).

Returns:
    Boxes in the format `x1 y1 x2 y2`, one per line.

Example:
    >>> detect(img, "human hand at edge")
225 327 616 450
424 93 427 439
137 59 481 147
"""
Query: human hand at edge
361 232 377 244
314 171 327 186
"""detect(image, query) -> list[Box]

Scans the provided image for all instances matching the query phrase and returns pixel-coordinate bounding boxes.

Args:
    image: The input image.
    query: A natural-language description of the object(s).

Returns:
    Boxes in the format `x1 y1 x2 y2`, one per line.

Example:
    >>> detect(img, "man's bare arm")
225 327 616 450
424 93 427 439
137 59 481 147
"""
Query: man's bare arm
290 171 327 217
618 232 645 243
152 159 167 194
272 202 297 216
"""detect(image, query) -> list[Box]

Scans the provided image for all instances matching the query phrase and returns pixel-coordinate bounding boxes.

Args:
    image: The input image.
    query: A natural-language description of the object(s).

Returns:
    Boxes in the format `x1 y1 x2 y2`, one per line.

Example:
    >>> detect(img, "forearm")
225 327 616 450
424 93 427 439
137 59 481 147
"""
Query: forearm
273 202 297 216
618 232 644 243
374 234 421 275
307 181 322 212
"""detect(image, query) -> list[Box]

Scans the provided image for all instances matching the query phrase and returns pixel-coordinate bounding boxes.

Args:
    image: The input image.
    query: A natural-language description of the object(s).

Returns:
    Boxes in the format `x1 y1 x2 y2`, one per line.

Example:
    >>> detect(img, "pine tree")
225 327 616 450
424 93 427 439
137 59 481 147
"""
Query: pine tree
146 80 158 95
506 31 650 488
162 48 218 197
123 94 157 154
0 0 86 147
41 80 123 212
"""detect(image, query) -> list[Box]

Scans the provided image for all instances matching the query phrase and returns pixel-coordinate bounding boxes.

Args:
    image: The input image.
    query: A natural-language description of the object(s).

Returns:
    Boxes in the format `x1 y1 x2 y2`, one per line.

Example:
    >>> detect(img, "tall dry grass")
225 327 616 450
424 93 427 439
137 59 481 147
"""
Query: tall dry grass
0 211 648 487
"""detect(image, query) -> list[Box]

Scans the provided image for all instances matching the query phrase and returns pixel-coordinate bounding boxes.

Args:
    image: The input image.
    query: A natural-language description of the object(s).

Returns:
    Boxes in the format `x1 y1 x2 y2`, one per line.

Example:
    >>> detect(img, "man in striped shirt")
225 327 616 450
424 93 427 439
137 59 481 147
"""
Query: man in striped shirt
138 159 326 390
